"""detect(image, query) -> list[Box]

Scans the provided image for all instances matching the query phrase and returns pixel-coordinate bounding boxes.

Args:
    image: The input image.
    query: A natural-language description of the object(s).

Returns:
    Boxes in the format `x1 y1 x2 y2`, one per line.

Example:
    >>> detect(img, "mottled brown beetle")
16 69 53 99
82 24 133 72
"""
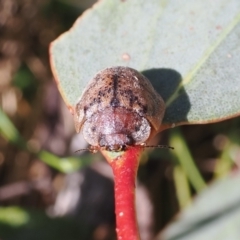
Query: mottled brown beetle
74 66 165 152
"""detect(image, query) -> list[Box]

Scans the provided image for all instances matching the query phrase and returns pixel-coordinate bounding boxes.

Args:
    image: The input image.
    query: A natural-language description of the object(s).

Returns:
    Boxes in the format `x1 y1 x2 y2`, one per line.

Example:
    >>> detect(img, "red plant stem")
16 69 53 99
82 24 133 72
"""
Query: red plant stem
102 147 143 240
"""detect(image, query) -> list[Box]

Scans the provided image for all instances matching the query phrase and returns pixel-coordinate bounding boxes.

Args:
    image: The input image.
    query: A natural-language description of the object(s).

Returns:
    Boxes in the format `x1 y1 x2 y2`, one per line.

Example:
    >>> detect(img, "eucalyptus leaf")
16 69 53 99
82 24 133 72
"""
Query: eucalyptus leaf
157 172 240 240
50 0 240 129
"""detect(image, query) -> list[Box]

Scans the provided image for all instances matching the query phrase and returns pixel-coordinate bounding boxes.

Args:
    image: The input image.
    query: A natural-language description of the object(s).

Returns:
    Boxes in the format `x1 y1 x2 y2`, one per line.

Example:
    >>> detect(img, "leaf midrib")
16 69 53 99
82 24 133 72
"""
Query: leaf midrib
165 13 240 108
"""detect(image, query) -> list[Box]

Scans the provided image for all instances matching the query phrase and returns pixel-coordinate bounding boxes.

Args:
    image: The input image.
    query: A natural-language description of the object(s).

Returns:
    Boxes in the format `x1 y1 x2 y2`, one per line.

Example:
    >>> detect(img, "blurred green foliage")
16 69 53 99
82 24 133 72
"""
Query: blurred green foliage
13 65 38 102
0 207 90 240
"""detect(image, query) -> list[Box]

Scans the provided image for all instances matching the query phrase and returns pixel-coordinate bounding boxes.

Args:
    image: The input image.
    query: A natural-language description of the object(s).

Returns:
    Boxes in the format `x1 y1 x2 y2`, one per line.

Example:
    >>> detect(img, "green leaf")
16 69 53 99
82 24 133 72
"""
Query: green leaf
0 109 93 173
157 171 240 240
0 206 30 227
38 151 94 173
173 165 192 209
170 128 206 192
50 0 240 128
0 108 27 150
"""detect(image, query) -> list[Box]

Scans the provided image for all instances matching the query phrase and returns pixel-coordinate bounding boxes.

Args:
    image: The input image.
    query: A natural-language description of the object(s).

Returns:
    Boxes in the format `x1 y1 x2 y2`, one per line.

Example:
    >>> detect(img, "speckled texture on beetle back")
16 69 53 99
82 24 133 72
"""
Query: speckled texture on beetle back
74 66 165 151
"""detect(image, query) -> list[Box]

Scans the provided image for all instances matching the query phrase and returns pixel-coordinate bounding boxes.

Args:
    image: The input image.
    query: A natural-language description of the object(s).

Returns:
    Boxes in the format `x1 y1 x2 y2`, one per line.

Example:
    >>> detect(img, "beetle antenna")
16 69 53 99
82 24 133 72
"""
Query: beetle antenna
75 146 99 153
75 145 173 153
74 148 90 153
142 145 174 150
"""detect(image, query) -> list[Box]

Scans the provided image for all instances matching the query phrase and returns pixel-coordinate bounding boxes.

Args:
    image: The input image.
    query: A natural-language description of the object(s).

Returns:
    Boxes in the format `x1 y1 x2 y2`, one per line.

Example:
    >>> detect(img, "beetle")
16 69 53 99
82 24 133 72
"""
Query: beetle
74 66 165 152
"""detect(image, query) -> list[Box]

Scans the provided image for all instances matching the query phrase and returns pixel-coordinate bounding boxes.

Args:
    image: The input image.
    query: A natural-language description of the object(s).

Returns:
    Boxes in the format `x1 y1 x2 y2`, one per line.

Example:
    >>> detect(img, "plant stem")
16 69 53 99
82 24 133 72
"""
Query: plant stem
102 147 142 240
